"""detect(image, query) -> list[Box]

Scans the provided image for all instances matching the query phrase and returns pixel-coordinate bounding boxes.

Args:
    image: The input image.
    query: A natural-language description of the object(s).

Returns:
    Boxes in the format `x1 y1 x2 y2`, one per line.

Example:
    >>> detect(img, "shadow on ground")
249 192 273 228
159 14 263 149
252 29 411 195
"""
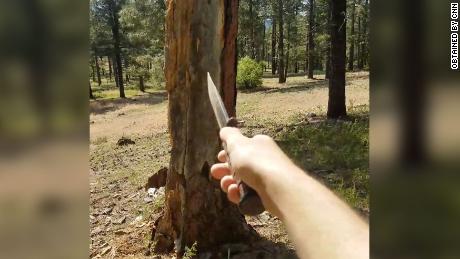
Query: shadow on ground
196 234 297 259
90 91 167 115
240 79 328 94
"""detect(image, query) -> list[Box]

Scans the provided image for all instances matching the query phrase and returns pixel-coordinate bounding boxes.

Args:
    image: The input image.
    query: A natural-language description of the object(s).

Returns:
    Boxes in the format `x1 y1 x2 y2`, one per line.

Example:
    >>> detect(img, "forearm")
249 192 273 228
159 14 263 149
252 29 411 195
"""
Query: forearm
261 165 369 259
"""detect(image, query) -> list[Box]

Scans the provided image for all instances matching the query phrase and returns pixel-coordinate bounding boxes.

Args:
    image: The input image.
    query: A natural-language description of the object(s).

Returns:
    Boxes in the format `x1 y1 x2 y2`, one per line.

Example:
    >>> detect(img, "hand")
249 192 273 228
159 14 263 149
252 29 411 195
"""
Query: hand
210 127 295 215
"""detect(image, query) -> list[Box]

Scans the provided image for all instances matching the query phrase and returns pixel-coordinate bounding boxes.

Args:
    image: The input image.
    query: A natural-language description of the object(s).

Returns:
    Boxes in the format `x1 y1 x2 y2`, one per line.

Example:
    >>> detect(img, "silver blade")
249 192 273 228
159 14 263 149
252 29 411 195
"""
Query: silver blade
207 72 229 129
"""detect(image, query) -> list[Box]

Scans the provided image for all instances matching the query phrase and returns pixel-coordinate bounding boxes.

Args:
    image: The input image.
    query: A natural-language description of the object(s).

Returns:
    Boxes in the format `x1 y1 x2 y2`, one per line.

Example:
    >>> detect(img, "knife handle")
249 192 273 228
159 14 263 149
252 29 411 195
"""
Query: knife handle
225 118 265 216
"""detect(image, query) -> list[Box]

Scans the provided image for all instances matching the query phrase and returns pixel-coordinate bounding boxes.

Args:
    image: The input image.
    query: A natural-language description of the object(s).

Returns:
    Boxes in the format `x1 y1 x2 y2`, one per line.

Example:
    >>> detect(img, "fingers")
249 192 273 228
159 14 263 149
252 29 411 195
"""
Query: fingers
220 175 236 193
210 163 240 204
210 163 230 180
217 150 227 162
227 184 240 204
220 127 245 152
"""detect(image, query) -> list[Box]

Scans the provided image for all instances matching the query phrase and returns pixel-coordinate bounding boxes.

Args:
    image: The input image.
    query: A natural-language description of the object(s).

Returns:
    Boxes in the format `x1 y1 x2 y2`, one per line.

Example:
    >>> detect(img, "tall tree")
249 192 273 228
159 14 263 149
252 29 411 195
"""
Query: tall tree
249 0 256 59
108 56 112 81
271 8 277 74
358 0 369 69
153 0 253 255
92 0 126 97
327 0 347 118
307 0 316 79
347 0 356 71
325 0 332 79
277 0 286 83
357 14 363 69
94 55 102 86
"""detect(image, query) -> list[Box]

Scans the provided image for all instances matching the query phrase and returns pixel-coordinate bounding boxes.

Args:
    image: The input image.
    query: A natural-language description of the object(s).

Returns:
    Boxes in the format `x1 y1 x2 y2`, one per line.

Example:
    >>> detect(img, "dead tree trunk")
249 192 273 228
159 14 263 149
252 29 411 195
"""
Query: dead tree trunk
153 0 252 255
327 0 347 118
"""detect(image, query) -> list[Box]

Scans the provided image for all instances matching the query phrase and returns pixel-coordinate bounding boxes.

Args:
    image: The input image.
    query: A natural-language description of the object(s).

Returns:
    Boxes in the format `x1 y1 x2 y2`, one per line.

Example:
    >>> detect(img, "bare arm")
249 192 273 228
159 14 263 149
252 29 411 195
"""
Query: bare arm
210 127 369 259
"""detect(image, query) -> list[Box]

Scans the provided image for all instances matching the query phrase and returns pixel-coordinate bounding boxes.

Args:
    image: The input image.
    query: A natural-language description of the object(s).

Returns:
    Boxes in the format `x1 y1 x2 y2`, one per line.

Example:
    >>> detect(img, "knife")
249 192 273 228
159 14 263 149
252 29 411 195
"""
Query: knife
207 72 265 216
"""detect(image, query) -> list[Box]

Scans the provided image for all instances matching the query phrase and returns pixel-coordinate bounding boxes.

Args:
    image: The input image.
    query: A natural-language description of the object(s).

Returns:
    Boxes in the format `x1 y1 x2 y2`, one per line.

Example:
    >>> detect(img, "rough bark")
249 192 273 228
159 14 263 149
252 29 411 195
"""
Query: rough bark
271 15 277 75
347 0 356 71
153 0 253 255
307 0 315 79
357 16 363 69
327 0 347 118
277 0 286 83
110 1 125 98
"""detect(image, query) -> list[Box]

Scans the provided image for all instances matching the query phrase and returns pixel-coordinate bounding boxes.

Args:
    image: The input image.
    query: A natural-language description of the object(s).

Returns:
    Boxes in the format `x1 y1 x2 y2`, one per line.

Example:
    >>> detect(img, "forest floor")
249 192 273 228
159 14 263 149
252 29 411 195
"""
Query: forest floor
89 71 369 258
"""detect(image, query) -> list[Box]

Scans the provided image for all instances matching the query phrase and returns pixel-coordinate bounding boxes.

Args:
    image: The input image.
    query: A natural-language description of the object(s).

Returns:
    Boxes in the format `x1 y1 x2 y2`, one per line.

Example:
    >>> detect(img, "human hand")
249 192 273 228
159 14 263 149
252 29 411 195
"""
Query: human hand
210 127 295 214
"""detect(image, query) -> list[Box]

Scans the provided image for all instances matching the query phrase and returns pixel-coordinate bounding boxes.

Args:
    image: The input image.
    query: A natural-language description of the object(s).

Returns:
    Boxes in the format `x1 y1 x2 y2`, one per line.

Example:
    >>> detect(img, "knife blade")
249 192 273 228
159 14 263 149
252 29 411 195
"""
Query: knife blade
207 72 265 216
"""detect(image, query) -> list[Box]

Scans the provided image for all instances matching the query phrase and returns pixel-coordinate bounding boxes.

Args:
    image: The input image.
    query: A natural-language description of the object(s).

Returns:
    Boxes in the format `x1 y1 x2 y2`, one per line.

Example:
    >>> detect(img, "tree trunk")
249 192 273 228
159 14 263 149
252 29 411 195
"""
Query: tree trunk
285 23 290 80
327 0 347 118
95 55 102 86
91 63 96 83
124 57 130 83
357 16 363 70
153 0 253 255
271 15 277 75
277 0 286 83
325 44 331 79
361 0 369 68
307 0 315 79
108 56 113 81
139 76 145 92
347 0 356 71
325 0 332 80
112 55 120 88
89 81 94 99
262 19 266 64
249 0 256 59
111 5 125 98
100 56 105 77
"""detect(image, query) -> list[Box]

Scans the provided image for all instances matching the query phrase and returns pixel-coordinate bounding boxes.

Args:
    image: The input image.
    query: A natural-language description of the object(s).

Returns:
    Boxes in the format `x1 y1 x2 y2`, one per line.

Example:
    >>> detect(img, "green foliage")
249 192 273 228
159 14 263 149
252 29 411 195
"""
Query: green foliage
150 55 165 88
183 242 198 259
237 57 263 89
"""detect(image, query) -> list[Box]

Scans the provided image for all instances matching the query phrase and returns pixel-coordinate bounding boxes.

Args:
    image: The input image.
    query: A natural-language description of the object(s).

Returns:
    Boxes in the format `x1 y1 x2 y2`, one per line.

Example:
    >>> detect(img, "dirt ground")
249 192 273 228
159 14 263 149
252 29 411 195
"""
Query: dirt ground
89 72 369 258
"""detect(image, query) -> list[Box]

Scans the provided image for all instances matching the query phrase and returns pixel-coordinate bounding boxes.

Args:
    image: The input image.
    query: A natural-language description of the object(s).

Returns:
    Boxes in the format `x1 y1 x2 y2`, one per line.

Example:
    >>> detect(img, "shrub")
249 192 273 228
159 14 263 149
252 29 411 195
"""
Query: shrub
236 57 263 89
